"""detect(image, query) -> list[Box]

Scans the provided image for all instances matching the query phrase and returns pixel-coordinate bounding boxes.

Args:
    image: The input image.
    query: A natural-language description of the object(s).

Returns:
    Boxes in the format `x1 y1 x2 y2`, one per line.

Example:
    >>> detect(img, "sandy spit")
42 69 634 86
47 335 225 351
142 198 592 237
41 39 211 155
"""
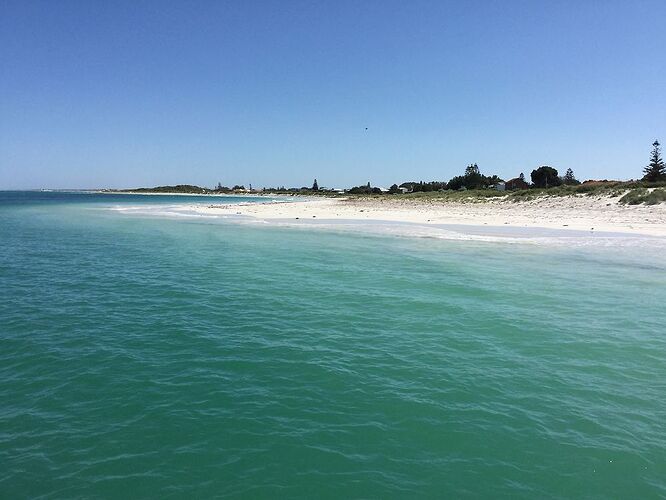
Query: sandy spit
192 195 666 238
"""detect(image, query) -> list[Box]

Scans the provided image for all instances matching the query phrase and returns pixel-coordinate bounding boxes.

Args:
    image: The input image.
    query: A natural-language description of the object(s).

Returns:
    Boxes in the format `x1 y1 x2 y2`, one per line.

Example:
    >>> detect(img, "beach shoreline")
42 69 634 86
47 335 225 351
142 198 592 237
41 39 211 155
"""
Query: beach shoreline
190 194 666 238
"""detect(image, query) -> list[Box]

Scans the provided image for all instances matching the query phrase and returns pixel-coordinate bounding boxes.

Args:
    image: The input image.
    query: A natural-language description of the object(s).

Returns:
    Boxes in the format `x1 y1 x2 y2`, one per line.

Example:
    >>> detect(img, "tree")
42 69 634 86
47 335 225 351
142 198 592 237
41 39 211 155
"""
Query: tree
312 178 319 191
348 183 377 194
446 175 465 191
562 168 580 185
643 140 665 182
464 164 481 188
486 175 504 185
465 163 480 176
388 183 400 194
531 166 561 188
463 163 484 189
446 164 500 190
519 173 525 181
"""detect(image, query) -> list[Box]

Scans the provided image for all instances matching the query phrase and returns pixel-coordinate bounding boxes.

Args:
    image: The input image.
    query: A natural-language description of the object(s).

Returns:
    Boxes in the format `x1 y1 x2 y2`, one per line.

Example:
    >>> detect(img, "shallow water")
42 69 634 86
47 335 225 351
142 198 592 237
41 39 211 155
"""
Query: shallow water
1 192 665 498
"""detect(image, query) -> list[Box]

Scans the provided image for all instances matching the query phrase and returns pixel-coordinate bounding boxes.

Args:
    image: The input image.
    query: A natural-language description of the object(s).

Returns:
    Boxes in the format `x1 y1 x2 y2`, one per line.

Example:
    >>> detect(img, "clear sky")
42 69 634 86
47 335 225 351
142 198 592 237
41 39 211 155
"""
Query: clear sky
1 0 665 189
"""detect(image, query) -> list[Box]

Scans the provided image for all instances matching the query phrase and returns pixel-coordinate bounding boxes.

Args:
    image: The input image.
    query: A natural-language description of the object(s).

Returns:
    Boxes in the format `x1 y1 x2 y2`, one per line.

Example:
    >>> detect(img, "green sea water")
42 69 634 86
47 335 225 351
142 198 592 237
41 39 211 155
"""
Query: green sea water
1 191 665 498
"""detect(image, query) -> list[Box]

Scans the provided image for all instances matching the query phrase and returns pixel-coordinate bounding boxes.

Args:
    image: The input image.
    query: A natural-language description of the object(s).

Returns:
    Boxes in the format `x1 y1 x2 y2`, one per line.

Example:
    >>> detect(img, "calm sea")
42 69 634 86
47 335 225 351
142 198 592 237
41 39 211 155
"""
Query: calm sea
1 191 665 498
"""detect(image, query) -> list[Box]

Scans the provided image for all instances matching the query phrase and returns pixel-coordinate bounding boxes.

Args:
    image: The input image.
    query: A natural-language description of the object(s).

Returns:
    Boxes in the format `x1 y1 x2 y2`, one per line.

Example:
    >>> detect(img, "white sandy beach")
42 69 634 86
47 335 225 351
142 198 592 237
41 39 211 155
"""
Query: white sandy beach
192 194 666 238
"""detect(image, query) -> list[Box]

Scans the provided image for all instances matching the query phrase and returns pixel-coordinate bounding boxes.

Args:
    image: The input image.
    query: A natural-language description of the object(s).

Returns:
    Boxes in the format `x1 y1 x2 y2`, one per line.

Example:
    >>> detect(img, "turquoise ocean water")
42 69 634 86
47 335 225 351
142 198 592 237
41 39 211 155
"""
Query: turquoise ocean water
1 191 665 498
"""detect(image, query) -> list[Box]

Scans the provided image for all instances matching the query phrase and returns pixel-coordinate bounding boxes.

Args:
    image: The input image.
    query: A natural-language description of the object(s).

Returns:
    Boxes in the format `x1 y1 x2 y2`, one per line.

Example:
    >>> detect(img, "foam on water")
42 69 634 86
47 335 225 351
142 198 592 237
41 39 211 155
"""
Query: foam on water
108 199 666 260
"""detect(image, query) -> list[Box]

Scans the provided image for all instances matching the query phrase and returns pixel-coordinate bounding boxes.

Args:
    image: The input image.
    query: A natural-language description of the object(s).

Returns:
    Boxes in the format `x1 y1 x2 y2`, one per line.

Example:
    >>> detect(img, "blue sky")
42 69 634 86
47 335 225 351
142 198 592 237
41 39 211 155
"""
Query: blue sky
1 0 665 189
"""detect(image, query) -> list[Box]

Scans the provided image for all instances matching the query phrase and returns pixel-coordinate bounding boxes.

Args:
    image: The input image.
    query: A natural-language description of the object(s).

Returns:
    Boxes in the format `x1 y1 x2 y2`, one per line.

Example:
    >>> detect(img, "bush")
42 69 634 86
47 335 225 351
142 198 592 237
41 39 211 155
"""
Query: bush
618 188 666 205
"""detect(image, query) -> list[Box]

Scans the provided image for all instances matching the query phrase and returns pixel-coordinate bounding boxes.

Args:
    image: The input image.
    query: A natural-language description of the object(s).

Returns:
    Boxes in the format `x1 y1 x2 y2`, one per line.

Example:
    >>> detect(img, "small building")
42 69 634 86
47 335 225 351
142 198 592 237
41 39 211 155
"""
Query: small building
494 182 506 191
505 177 530 190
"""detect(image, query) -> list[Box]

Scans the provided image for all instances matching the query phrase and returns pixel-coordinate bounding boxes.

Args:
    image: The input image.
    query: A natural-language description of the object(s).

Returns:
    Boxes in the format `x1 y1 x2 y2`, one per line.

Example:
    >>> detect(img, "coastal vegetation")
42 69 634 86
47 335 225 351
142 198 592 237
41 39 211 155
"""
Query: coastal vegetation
643 141 665 182
531 166 562 188
126 184 212 194
618 188 666 205
118 140 666 204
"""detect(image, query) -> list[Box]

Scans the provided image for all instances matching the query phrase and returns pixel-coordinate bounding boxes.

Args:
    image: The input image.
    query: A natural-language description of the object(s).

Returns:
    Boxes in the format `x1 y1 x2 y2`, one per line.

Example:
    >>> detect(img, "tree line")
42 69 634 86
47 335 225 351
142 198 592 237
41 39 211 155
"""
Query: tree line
344 140 664 194
344 164 581 194
201 139 665 195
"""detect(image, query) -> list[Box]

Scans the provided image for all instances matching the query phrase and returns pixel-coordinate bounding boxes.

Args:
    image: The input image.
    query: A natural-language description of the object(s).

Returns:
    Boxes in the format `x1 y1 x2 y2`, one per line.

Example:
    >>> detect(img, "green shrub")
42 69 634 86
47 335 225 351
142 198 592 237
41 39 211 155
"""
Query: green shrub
618 188 666 205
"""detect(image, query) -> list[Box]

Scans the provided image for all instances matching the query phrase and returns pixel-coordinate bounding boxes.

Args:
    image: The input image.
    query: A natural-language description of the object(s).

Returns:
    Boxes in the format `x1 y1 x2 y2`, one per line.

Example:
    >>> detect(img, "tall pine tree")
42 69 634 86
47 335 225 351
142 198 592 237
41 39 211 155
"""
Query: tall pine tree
643 140 665 182
563 168 579 185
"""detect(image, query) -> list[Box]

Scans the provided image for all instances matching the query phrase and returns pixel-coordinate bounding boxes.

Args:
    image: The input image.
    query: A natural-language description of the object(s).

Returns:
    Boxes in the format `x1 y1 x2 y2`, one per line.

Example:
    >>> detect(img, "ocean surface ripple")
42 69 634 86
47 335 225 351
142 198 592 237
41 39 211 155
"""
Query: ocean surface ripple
1 192 665 498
